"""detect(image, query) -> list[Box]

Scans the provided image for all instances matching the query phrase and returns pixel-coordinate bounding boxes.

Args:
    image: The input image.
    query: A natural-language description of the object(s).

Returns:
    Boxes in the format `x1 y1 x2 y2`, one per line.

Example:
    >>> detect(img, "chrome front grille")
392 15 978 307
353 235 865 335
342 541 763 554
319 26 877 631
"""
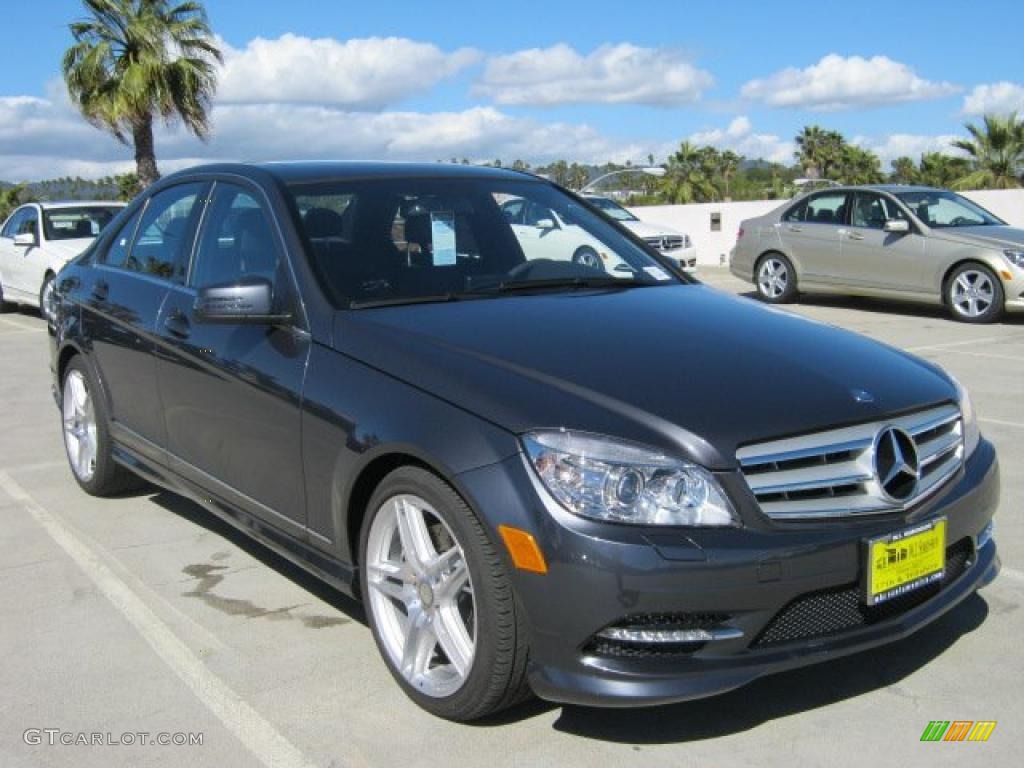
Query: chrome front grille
737 404 963 520
643 235 684 251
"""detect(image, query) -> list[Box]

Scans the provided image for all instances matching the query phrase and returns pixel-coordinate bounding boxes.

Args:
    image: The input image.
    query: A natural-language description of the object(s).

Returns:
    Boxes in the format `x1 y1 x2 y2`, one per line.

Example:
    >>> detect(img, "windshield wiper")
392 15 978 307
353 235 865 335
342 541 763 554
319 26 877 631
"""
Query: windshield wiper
349 293 468 309
486 276 655 294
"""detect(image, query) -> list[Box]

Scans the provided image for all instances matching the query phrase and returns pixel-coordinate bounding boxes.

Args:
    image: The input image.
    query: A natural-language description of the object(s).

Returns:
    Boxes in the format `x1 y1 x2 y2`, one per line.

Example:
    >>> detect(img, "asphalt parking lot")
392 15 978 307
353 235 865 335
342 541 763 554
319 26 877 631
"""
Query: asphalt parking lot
1 268 1021 768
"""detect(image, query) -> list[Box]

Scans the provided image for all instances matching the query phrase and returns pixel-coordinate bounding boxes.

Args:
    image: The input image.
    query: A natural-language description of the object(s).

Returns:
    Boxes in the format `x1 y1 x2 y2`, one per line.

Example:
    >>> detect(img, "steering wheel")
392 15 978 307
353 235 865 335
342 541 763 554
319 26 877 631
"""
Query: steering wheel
948 216 972 227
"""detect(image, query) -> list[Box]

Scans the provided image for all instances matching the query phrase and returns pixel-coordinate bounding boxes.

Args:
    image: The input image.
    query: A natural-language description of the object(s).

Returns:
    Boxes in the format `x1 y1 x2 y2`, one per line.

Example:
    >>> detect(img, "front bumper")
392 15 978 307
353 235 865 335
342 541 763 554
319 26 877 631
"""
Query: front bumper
662 246 697 272
456 438 1000 707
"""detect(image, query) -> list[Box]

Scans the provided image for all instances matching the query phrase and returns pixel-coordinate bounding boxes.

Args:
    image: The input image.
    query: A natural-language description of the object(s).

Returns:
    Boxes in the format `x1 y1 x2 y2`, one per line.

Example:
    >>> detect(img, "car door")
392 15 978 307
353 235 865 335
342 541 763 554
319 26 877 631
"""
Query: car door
837 192 927 293
0 205 41 300
154 180 311 535
81 182 208 463
777 191 850 284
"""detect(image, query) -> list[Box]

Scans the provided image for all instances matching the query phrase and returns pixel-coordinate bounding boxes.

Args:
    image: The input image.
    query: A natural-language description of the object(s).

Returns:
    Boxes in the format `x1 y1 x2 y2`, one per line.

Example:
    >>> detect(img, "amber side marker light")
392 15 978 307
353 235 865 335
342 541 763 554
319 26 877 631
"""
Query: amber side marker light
1000 270 1014 280
498 525 548 574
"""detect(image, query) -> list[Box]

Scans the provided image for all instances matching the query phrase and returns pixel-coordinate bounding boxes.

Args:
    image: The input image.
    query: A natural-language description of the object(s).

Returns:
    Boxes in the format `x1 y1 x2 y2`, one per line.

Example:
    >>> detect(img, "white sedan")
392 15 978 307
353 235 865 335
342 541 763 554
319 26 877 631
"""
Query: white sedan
0 201 124 322
500 198 629 272
583 195 697 272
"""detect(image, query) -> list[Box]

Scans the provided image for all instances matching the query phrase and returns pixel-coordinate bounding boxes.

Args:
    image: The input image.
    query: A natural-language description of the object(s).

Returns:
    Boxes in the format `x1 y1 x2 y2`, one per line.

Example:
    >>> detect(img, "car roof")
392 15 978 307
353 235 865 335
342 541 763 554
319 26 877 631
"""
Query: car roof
811 184 944 195
161 161 536 185
34 200 126 210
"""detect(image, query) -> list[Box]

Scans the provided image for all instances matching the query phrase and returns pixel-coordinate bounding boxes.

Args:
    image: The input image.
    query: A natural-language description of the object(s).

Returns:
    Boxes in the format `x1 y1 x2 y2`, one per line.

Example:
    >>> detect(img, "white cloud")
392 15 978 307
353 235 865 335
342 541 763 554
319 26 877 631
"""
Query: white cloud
851 133 962 167
217 34 480 108
687 116 794 163
961 81 1024 115
741 54 959 111
475 43 713 107
0 94 662 180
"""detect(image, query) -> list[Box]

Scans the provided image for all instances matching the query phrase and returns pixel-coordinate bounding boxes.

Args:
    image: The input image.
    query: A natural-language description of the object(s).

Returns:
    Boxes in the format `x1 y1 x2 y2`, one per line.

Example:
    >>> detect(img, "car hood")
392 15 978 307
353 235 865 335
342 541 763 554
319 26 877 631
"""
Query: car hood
44 238 94 260
929 225 1024 251
333 286 955 469
620 219 684 239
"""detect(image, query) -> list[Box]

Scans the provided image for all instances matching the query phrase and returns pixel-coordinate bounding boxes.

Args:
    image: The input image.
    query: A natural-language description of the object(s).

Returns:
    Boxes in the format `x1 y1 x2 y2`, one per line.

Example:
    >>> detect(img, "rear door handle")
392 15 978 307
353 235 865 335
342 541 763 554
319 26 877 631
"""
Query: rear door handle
91 280 108 301
163 311 191 339
847 232 864 241
787 225 802 232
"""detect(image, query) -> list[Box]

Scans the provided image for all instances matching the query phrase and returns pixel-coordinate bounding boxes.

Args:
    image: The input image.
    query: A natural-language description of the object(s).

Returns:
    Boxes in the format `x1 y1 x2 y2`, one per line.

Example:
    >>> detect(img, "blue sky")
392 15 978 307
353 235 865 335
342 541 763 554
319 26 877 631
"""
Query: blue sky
2 0 1022 180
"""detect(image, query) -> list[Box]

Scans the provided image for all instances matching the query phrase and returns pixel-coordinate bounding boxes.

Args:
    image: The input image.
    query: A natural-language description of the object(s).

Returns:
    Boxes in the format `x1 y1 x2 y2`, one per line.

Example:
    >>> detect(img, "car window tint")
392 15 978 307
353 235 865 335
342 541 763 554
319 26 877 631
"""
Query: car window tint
851 194 908 229
804 193 848 225
2 207 33 238
43 207 121 241
192 183 280 290
782 200 807 223
102 207 144 268
126 183 205 281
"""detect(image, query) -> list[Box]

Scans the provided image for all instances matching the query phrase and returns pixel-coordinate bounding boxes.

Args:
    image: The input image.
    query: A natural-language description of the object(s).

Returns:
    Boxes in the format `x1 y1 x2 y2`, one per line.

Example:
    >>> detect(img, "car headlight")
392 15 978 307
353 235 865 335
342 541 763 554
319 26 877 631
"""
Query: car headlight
522 431 739 526
1004 250 1024 269
950 375 981 458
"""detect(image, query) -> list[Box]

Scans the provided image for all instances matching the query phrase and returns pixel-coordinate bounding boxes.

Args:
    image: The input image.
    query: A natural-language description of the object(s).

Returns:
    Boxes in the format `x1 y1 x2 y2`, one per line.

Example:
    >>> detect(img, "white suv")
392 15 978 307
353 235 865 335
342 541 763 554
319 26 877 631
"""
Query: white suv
584 195 697 272
0 201 124 322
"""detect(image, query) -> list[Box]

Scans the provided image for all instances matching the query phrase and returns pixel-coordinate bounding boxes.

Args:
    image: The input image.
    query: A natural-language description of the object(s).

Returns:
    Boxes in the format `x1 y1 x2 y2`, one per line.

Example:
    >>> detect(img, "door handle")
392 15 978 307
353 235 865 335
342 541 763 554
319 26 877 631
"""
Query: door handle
787 225 802 232
846 232 865 241
91 280 108 301
163 310 191 339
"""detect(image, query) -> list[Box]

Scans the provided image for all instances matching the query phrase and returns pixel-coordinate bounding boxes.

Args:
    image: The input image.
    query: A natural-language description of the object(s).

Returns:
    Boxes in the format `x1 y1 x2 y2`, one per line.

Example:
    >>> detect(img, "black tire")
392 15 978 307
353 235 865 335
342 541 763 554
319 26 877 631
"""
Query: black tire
61 356 143 496
572 246 604 272
944 262 1004 324
359 466 531 721
39 272 55 325
755 252 798 304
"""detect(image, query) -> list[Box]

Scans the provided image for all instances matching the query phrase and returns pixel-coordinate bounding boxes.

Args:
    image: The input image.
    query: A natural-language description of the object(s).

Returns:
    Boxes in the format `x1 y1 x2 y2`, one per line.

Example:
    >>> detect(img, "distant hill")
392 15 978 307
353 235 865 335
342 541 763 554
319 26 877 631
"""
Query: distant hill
0 175 135 203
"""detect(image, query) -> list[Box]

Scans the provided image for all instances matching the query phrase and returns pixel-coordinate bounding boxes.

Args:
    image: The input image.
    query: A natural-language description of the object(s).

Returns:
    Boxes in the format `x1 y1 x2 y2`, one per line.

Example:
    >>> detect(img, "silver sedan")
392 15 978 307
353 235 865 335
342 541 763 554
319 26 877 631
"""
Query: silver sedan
729 184 1024 323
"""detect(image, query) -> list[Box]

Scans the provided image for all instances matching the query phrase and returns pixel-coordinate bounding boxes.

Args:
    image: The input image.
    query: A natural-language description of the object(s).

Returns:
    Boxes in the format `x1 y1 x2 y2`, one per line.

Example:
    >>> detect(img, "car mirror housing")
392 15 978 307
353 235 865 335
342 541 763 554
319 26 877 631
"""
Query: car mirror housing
883 219 910 234
13 232 37 247
534 218 558 230
194 277 292 325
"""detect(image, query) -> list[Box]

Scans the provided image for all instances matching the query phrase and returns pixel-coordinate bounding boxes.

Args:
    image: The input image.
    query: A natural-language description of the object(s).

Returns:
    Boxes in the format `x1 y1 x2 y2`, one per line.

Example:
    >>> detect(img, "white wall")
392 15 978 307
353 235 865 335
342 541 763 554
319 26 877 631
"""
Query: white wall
630 189 1024 267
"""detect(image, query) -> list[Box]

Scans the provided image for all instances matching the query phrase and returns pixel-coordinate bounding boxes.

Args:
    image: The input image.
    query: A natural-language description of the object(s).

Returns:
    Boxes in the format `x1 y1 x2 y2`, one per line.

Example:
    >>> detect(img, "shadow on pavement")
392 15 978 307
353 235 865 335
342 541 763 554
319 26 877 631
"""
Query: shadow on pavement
549 593 989 743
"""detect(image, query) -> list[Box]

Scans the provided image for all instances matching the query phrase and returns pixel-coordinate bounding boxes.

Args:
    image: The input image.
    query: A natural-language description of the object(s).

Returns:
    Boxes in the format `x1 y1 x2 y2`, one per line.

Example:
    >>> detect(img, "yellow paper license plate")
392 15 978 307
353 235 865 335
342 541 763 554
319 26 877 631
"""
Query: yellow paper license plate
865 518 946 606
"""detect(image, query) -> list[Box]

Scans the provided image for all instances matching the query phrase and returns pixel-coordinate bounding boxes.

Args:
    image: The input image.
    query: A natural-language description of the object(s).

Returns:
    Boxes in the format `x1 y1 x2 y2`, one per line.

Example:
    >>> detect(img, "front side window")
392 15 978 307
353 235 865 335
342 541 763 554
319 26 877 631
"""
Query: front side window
851 193 909 229
895 189 1004 228
43 206 121 241
289 177 681 307
1 206 36 238
191 183 281 291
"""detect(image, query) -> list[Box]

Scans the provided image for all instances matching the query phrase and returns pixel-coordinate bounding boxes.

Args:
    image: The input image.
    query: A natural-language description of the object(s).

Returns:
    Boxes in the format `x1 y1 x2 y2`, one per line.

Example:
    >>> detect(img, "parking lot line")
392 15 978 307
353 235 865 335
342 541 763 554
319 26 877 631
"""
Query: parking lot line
0 316 43 332
979 417 1024 430
0 470 320 768
944 350 1024 363
907 335 1020 353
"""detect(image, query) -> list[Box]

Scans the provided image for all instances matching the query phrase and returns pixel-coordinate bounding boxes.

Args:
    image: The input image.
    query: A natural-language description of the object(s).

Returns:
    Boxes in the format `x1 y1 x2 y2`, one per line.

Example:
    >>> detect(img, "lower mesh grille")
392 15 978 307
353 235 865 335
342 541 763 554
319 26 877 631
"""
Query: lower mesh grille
753 538 972 648
583 612 728 659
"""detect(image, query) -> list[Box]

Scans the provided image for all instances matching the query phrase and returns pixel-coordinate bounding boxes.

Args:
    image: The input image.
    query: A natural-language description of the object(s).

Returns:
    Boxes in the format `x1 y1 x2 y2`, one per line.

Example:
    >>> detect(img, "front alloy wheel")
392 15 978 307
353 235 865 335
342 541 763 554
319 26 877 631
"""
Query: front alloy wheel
360 467 531 720
947 264 1003 323
365 493 476 698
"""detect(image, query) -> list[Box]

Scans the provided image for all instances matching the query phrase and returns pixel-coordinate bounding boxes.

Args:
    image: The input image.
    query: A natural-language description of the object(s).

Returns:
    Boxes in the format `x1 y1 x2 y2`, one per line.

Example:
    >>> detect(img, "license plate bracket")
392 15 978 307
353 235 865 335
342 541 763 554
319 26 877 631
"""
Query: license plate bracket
864 518 946 606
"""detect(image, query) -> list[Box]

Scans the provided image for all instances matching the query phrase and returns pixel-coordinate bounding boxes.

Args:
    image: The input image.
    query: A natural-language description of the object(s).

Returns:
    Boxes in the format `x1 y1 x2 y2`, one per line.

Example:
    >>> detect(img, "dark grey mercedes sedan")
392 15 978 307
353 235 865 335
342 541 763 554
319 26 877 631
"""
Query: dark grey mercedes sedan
50 162 1000 721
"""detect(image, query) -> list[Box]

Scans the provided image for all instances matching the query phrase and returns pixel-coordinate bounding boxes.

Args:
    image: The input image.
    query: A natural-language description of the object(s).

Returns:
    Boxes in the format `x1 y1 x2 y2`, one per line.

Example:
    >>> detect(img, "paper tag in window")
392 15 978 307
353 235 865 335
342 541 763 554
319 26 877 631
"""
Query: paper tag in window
643 266 671 281
431 211 456 266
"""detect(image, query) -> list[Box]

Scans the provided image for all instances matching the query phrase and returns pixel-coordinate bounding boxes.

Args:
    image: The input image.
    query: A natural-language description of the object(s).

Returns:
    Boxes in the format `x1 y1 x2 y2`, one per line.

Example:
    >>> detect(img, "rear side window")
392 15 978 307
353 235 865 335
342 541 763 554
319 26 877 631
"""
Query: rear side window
110 183 205 281
785 192 849 224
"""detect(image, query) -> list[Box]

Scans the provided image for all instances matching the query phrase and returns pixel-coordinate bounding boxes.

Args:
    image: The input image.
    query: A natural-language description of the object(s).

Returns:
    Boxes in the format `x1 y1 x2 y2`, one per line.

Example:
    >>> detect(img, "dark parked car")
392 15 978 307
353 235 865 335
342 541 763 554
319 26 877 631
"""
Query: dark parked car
51 163 1000 721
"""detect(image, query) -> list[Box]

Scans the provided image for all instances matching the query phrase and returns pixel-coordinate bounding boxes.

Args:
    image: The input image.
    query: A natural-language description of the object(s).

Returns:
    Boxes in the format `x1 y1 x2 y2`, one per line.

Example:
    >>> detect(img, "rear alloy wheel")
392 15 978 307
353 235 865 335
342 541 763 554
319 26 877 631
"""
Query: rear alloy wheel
39 273 56 325
61 357 142 495
572 246 604 271
946 263 1004 323
756 253 798 303
360 467 531 721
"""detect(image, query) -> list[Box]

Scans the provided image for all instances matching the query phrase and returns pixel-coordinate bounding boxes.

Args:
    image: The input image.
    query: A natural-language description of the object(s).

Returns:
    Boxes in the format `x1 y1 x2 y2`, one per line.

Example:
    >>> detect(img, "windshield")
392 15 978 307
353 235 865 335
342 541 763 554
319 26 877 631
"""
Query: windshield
895 190 1004 228
43 206 122 241
288 177 681 307
585 196 638 221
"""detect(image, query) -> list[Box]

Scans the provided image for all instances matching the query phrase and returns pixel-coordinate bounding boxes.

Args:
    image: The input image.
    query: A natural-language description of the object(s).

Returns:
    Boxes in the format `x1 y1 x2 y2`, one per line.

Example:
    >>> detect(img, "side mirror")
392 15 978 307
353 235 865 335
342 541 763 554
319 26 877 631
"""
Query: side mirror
13 232 36 247
883 219 910 234
194 277 292 325
535 218 558 230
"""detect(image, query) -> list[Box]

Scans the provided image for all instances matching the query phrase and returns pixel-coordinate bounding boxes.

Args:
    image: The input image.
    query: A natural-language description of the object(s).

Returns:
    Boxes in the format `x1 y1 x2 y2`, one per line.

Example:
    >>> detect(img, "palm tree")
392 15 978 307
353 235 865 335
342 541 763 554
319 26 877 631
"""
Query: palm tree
795 126 846 180
918 153 970 188
62 0 222 191
837 145 884 185
951 113 1024 190
718 150 741 200
890 156 918 184
662 142 717 203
